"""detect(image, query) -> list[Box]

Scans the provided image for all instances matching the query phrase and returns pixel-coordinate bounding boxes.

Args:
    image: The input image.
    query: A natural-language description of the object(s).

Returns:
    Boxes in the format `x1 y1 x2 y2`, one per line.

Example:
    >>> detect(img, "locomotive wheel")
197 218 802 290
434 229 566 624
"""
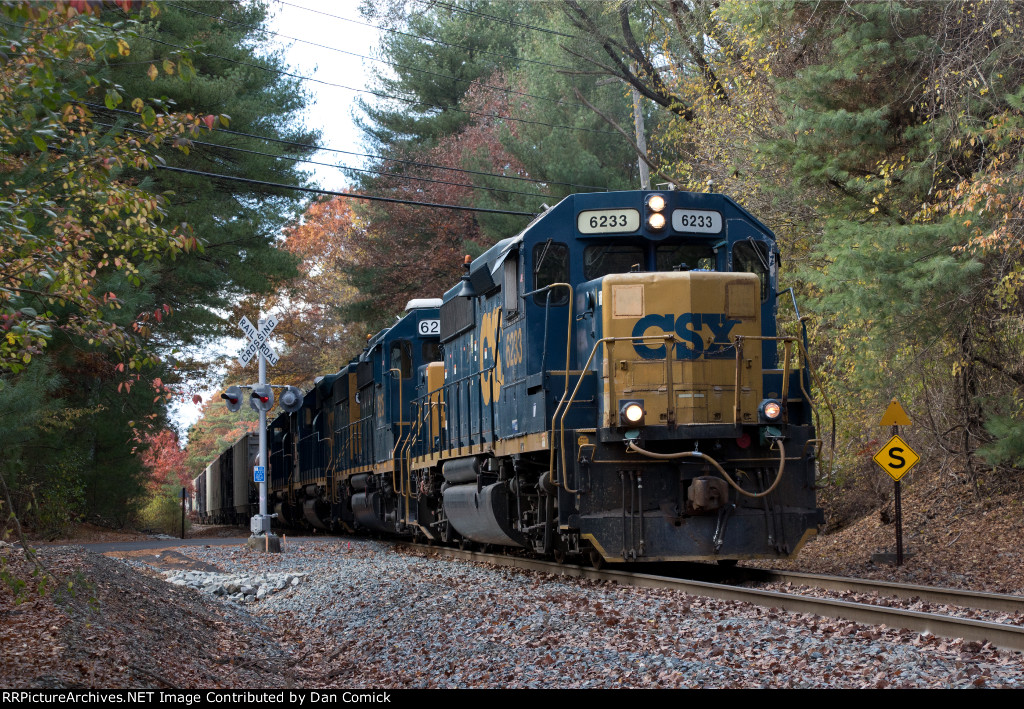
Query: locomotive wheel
588 549 605 570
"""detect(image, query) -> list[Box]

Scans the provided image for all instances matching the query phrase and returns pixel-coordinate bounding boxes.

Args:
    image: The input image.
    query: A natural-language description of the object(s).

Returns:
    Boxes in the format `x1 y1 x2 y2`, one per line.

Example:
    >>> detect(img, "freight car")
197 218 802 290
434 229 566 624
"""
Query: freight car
193 432 259 525
207 189 826 565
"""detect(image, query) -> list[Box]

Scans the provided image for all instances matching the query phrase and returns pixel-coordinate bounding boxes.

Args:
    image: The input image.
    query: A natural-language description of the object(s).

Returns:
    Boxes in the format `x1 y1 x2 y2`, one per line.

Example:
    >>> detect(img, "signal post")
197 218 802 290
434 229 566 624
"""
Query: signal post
224 315 302 553
872 399 920 566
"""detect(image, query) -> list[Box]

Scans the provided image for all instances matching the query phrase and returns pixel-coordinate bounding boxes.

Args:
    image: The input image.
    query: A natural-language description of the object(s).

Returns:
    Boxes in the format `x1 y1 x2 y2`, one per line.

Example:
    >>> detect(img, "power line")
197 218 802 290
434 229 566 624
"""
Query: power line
82 101 608 191
92 120 555 200
154 165 538 217
276 0 579 72
142 35 617 137
168 2 584 111
426 1 577 39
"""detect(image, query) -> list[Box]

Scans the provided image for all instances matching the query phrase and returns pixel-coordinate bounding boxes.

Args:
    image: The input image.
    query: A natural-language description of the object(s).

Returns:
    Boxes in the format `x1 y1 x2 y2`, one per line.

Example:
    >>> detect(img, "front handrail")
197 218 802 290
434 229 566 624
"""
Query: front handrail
551 333 683 494
735 334 836 479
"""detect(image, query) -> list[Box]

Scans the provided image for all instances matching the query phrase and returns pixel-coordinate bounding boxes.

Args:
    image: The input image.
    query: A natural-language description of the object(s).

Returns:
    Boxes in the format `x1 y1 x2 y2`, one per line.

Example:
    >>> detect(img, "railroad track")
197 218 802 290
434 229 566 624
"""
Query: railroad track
401 543 1024 652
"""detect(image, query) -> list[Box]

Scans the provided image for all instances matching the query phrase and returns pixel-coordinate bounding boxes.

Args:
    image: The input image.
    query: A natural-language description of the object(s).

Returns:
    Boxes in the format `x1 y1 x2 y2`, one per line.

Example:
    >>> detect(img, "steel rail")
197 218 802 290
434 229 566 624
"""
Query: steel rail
751 569 1024 615
401 543 1024 651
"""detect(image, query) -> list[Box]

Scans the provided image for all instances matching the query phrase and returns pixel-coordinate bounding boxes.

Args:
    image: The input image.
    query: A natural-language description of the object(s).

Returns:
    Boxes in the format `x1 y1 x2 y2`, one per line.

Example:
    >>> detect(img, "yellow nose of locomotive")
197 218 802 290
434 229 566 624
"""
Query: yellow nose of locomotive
599 271 763 429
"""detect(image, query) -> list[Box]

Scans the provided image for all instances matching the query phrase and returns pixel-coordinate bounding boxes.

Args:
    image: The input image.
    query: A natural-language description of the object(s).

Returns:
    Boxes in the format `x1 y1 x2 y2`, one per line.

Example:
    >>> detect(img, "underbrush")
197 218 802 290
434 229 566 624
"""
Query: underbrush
138 484 191 536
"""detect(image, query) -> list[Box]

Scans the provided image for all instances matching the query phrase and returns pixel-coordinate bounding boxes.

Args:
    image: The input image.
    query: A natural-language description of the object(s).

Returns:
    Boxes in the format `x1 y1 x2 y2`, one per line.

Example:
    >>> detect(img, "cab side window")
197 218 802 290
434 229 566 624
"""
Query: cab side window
390 340 412 379
533 242 569 306
732 241 770 302
422 340 442 362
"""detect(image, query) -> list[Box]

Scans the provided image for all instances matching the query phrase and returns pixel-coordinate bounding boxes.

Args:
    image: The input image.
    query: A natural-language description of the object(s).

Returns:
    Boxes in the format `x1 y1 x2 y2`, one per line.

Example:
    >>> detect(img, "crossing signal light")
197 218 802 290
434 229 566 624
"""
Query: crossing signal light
249 384 274 413
221 385 243 413
279 385 304 414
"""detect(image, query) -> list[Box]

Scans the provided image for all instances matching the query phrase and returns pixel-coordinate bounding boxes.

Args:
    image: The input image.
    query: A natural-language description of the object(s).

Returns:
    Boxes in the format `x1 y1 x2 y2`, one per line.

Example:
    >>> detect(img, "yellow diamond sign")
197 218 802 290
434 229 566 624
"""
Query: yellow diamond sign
872 434 920 481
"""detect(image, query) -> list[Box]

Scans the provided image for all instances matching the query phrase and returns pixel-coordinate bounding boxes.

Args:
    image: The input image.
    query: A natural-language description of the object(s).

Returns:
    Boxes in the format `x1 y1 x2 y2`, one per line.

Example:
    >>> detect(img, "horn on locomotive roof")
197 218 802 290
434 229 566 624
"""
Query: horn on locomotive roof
454 254 476 298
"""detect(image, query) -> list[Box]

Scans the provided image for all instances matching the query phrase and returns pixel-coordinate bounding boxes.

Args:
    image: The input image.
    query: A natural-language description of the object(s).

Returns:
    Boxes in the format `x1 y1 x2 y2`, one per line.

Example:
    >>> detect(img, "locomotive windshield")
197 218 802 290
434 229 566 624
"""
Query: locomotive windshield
656 242 716 271
583 243 644 280
581 240 720 280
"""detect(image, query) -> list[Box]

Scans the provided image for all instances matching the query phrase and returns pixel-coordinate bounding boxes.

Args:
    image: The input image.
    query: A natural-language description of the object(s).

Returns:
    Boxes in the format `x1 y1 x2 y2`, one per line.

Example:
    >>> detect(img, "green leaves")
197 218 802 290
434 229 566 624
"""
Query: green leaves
0 3 215 372
104 87 122 109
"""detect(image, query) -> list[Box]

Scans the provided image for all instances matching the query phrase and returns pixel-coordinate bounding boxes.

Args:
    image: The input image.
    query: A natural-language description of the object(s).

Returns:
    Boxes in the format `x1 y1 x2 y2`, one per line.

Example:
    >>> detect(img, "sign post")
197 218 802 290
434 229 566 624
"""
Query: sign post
237 316 281 553
872 400 918 566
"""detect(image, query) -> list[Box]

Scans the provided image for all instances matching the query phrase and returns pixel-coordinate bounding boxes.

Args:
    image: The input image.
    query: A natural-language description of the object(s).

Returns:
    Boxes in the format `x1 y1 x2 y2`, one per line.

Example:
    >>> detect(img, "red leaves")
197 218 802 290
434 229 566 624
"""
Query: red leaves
203 114 216 131
139 429 190 492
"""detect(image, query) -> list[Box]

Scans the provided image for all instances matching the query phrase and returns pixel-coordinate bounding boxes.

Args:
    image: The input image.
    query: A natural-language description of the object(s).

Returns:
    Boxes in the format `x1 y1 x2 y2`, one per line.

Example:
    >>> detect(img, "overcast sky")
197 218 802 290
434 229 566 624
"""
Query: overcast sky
264 0 385 186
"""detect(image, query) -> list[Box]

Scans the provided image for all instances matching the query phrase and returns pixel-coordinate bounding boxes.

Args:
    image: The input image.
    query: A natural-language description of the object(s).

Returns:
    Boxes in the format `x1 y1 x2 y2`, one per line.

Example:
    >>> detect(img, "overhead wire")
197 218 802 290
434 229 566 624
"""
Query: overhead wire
425 1 578 39
141 34 617 137
91 120 556 200
83 101 609 192
168 2 586 110
153 165 538 217
276 0 579 72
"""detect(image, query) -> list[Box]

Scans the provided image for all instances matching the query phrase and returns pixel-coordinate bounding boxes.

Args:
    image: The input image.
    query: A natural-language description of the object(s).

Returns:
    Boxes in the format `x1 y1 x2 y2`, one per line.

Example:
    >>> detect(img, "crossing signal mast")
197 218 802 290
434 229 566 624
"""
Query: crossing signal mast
229 314 302 553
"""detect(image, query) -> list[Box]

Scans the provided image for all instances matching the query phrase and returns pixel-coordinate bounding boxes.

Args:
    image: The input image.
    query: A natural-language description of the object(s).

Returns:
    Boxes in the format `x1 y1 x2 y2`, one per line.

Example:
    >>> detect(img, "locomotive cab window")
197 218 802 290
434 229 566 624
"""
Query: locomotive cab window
732 241 770 302
656 243 717 272
390 340 413 379
583 243 645 280
422 340 442 363
503 250 520 319
533 241 569 306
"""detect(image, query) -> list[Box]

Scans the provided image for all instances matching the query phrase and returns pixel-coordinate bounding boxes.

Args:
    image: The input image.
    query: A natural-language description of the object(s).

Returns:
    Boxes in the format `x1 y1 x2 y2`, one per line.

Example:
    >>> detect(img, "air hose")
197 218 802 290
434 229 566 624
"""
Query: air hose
625 438 786 499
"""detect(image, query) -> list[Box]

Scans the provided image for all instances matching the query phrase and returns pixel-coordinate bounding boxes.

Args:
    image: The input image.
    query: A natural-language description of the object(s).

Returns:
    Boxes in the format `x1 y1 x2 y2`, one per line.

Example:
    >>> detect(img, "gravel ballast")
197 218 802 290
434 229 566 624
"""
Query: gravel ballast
123 538 1024 689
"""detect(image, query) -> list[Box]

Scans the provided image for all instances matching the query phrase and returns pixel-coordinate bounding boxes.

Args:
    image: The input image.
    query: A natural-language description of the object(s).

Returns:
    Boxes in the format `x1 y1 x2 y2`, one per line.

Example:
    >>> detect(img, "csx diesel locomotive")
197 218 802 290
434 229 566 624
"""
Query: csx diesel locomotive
196 190 825 565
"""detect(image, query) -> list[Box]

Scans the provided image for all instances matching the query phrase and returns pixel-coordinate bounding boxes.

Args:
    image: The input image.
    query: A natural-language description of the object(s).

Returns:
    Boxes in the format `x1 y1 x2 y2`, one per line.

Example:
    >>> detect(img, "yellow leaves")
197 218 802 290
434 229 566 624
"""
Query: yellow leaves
147 64 158 82
116 39 130 57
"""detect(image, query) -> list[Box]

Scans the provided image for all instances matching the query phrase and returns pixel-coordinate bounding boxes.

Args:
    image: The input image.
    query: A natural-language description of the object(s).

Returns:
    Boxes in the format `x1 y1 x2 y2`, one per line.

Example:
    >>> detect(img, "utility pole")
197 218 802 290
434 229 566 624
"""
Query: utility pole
632 85 650 190
596 69 652 190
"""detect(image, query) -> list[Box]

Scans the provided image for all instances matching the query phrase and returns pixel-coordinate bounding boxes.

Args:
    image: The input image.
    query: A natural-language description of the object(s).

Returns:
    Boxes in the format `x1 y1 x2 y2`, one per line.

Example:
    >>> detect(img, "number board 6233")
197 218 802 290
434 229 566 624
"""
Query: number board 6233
671 209 723 234
576 209 641 234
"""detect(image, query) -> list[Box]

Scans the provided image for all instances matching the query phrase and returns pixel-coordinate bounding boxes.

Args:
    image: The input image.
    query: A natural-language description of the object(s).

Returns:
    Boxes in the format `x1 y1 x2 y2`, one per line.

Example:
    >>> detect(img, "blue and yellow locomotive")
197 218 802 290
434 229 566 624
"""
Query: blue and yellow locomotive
206 189 825 565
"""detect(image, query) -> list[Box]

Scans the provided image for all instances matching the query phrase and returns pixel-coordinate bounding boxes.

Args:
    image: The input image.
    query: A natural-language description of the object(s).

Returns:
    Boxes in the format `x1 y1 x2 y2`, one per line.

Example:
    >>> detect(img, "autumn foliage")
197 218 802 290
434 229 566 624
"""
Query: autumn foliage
282 74 530 353
138 430 191 494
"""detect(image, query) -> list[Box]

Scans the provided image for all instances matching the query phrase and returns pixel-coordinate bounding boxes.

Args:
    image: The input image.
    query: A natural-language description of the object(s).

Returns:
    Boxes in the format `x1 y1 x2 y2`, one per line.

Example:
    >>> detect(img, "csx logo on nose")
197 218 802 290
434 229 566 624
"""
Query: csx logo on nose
631 313 741 360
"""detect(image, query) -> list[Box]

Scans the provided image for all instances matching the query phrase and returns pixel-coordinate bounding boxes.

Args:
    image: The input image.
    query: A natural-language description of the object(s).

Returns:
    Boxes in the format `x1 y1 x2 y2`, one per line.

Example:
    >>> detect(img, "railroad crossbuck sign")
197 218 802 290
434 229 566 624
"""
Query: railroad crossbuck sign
873 434 920 481
237 315 279 367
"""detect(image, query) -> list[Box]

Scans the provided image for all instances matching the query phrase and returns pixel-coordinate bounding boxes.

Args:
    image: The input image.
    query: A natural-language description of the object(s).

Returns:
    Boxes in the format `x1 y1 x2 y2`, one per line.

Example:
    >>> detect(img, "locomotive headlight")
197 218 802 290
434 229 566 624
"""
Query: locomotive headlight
759 399 782 422
619 399 646 426
647 212 666 230
645 194 667 232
